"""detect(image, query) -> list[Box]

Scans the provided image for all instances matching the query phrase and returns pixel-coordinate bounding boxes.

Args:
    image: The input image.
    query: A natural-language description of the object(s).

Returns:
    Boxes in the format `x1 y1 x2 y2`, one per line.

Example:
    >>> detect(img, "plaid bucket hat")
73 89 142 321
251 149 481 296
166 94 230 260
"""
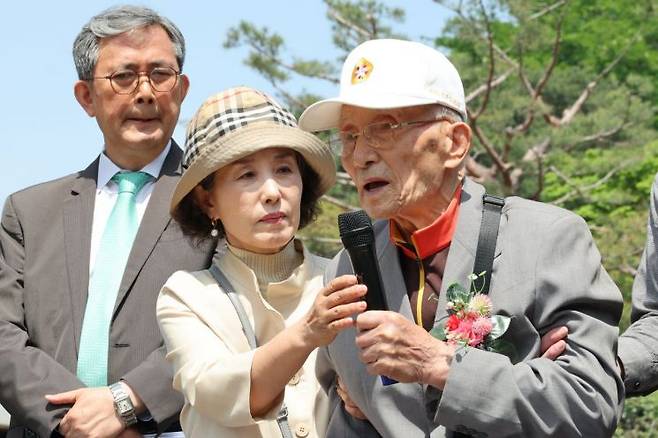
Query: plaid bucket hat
170 86 337 213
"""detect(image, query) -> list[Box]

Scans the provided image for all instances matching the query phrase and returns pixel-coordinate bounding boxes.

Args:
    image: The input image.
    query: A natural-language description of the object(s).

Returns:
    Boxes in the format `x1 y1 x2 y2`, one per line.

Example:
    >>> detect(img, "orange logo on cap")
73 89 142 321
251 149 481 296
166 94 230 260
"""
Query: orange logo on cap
351 58 373 84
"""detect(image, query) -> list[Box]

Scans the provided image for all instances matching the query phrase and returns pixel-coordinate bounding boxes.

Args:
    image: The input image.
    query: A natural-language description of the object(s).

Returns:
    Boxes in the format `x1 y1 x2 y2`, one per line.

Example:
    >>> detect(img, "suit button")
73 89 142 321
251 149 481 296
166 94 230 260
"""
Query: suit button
295 422 309 437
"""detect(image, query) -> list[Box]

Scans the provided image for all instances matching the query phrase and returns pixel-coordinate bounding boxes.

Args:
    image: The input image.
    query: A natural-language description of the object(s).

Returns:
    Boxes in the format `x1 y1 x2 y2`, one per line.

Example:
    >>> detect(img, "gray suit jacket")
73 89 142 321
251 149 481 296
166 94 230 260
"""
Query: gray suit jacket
0 144 214 437
618 172 658 396
318 178 624 437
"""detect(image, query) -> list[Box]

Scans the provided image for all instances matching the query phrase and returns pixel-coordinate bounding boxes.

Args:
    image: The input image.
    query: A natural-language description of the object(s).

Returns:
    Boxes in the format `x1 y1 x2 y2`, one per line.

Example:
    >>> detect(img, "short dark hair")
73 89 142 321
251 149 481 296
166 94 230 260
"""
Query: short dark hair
173 153 323 245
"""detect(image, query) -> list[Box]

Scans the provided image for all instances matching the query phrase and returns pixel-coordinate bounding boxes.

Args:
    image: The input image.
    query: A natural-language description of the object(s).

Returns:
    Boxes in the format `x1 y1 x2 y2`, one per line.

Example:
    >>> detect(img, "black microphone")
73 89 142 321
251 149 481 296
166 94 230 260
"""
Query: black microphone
338 210 397 386
337 210 388 311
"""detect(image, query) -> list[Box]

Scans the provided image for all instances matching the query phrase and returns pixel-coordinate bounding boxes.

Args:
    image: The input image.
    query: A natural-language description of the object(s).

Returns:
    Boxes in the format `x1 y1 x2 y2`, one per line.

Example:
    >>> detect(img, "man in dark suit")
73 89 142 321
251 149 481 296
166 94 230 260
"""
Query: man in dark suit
0 6 213 437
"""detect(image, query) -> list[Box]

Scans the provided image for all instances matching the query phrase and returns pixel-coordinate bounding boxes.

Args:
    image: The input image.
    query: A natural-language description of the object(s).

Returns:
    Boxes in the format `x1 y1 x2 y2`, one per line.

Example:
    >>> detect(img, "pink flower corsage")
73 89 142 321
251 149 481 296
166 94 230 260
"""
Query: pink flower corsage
430 272 512 353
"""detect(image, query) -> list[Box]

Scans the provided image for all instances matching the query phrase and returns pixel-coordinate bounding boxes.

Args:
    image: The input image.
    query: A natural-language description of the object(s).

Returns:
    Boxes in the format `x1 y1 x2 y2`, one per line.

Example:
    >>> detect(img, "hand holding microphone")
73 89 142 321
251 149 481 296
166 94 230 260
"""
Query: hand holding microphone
337 210 389 311
338 210 396 385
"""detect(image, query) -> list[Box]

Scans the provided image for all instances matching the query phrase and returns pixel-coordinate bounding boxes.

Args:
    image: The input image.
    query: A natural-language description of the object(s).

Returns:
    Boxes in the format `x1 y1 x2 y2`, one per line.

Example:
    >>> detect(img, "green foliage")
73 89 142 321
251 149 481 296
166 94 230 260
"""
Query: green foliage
224 21 289 82
324 0 406 51
617 392 658 437
298 199 343 258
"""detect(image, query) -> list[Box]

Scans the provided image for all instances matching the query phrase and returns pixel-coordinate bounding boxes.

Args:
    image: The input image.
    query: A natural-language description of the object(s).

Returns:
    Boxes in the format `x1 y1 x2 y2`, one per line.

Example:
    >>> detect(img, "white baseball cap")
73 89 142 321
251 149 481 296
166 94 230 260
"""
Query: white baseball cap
298 39 467 132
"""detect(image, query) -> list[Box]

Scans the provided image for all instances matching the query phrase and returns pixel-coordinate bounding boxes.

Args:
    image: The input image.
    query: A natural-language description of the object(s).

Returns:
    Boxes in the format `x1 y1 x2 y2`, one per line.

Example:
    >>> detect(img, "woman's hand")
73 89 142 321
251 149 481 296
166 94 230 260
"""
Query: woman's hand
299 275 367 348
336 376 368 420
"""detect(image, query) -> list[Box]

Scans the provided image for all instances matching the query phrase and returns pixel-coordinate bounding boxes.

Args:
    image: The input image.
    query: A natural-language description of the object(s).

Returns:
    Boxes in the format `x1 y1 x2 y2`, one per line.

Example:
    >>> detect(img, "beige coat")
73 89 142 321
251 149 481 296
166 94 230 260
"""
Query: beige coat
157 241 330 438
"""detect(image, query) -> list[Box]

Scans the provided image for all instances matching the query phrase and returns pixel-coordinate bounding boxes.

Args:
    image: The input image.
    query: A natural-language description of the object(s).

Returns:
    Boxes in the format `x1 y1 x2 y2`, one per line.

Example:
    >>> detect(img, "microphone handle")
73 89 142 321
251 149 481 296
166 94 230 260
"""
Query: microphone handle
345 242 397 385
345 242 388 311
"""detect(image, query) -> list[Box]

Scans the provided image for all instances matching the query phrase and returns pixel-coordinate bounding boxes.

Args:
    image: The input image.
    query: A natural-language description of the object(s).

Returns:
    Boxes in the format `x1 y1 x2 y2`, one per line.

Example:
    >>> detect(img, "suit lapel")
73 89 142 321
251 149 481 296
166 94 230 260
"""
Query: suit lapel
112 143 183 316
376 222 414 320
63 159 98 353
434 179 487 325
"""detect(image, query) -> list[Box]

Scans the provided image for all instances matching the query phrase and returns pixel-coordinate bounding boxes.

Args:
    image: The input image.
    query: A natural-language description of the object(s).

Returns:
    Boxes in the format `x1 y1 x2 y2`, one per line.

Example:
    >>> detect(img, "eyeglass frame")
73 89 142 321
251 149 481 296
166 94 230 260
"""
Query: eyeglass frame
89 66 181 95
335 117 455 155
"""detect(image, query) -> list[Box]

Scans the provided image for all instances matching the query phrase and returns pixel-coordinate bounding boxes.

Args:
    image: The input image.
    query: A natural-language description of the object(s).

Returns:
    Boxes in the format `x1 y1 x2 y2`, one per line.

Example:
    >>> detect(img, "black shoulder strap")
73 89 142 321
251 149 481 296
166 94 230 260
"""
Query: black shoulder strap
452 194 505 438
471 194 505 295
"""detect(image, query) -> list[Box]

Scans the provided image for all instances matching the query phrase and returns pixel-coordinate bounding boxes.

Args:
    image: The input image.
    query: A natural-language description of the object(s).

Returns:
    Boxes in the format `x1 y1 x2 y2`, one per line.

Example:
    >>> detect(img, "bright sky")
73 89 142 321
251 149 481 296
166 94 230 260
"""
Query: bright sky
0 1 451 204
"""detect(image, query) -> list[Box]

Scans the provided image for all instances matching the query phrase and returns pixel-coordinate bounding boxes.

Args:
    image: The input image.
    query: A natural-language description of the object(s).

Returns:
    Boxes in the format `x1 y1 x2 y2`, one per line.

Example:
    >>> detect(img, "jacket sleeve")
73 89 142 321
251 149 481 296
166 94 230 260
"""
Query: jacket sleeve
0 195 85 437
120 343 183 432
156 271 281 428
431 214 624 437
316 262 382 438
619 173 658 396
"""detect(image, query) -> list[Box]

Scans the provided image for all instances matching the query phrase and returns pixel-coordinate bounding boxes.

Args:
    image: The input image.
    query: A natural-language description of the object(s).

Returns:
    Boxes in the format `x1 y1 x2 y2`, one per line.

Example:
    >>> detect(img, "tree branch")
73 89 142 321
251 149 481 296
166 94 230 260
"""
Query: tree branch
465 67 514 103
565 121 632 151
464 155 495 183
434 0 518 69
336 171 356 187
470 0 496 121
548 165 584 196
554 32 641 126
522 137 551 162
617 263 638 277
533 6 565 99
327 6 372 38
367 11 379 38
531 154 545 200
239 32 338 85
551 160 632 204
469 115 510 179
270 81 307 112
529 0 567 20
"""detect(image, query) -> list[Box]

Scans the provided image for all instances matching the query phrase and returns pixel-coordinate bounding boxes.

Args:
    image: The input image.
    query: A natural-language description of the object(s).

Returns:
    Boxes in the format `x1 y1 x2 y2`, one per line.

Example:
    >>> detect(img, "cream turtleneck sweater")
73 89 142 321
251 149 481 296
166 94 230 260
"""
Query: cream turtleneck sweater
226 239 304 296
158 238 330 438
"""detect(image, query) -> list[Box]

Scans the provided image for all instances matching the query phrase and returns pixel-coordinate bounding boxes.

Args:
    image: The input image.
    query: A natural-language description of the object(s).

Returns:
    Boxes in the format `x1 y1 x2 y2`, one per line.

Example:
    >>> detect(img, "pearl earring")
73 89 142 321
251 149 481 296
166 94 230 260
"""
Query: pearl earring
210 219 219 238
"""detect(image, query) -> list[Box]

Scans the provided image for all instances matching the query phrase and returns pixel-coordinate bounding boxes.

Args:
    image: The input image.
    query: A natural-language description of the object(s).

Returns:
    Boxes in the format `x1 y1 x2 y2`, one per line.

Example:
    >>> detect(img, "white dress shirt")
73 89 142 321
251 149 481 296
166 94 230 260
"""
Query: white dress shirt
90 142 184 437
89 142 171 273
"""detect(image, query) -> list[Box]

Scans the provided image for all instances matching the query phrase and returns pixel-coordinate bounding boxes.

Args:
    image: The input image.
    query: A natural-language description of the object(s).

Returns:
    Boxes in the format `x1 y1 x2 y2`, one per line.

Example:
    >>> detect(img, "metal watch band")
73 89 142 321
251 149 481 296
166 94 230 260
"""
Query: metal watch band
109 382 138 426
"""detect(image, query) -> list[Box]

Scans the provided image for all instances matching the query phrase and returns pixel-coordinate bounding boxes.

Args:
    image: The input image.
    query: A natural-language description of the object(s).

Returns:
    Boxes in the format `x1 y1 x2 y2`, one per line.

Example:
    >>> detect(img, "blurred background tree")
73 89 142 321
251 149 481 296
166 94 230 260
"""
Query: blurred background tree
225 1 658 434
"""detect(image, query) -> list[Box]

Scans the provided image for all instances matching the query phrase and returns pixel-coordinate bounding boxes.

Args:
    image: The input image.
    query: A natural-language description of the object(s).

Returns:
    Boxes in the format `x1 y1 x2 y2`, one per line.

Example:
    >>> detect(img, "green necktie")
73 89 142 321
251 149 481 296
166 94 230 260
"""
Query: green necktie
77 171 152 387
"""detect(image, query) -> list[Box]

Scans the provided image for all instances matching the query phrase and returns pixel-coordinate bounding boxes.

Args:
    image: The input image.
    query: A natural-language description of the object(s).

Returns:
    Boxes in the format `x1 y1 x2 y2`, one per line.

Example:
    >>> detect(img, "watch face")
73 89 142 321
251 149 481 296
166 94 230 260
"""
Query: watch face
117 399 131 414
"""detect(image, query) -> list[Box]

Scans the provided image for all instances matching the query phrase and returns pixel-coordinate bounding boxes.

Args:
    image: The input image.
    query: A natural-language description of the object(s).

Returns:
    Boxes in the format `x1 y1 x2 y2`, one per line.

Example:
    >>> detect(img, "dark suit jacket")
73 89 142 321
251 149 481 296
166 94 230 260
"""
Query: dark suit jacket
318 178 624 437
0 144 214 437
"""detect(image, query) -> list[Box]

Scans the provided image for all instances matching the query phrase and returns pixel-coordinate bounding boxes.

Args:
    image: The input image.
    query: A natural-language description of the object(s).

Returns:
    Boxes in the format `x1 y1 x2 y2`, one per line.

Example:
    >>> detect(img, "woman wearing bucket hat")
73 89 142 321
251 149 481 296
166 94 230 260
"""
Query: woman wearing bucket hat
156 86 367 438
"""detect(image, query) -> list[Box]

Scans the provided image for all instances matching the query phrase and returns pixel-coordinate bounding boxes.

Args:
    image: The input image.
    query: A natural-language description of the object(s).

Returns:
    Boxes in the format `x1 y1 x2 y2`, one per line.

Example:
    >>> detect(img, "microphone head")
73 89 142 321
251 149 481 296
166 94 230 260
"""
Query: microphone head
338 210 374 247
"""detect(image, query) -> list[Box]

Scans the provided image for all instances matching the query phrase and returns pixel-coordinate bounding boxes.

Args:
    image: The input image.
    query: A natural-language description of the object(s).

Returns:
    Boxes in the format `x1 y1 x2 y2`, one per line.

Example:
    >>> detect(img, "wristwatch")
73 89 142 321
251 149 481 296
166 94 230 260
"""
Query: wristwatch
109 382 138 426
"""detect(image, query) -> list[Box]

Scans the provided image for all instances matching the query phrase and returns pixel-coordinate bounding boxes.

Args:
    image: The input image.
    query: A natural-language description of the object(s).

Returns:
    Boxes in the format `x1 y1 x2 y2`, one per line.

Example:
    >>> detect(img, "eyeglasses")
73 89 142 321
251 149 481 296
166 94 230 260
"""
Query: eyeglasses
91 67 180 95
334 118 453 155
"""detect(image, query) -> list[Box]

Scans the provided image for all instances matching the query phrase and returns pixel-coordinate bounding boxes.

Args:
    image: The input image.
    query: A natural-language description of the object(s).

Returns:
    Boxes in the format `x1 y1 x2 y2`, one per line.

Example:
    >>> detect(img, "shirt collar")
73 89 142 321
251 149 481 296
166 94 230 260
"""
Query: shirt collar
389 183 462 259
96 141 171 189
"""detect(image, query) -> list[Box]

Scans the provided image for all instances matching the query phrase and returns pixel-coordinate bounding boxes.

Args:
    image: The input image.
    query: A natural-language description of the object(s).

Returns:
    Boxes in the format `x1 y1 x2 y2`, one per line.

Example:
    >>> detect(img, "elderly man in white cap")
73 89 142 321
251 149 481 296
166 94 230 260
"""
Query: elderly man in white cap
298 39 623 437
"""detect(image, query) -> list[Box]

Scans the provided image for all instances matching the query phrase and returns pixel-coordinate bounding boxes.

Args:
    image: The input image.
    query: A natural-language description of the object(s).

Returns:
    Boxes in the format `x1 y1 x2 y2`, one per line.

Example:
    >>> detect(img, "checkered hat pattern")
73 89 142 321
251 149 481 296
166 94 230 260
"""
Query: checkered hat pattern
183 88 298 169
170 86 337 213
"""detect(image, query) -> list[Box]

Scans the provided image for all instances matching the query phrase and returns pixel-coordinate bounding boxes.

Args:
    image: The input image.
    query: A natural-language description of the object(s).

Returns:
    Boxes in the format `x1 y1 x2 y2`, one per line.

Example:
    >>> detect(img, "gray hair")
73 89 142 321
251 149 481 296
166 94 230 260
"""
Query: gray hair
429 104 464 123
72 5 185 80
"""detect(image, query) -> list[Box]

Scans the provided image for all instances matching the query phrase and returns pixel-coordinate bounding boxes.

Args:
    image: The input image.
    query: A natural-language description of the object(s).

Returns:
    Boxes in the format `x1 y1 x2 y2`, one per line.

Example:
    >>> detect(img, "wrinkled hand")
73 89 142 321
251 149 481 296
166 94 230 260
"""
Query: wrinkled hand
540 326 568 360
46 388 124 438
300 275 367 347
355 311 455 388
336 376 367 420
